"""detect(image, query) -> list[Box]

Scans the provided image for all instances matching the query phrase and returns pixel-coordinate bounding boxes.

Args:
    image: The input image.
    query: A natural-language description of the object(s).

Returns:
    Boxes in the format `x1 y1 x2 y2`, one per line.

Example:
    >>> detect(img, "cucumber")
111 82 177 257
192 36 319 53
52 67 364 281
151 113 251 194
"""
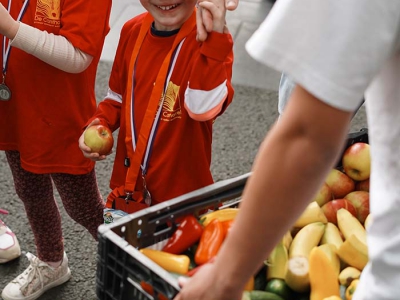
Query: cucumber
242 290 285 300
254 265 268 290
265 278 294 300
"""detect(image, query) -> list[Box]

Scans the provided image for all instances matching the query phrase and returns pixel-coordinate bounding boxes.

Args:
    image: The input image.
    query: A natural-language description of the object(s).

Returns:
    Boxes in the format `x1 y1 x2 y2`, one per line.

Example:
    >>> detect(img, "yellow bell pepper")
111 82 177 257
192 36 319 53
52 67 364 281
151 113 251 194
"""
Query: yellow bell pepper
346 279 359 300
140 248 190 275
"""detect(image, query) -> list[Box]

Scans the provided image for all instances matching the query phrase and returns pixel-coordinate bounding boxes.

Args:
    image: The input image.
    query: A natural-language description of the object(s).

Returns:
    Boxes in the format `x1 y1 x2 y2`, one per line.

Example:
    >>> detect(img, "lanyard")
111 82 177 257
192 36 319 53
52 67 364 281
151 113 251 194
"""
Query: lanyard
131 42 184 174
124 11 196 194
2 0 30 75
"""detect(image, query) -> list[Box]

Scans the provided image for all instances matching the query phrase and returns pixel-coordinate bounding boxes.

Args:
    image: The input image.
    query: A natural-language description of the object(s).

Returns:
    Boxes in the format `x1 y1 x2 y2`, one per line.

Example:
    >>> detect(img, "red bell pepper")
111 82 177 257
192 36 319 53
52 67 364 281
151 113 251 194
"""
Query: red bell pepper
162 215 204 255
194 219 225 265
186 257 216 277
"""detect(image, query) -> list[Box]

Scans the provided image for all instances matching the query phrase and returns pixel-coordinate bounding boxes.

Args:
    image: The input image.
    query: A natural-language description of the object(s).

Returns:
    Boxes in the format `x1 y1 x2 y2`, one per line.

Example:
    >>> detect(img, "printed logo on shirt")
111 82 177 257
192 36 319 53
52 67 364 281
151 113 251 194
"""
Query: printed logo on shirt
34 0 61 28
161 81 182 122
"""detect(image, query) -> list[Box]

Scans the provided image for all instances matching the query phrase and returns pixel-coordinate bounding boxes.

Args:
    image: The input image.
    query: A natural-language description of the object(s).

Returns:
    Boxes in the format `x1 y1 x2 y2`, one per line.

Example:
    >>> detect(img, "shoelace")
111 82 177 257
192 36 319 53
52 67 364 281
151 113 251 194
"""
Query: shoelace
17 253 50 292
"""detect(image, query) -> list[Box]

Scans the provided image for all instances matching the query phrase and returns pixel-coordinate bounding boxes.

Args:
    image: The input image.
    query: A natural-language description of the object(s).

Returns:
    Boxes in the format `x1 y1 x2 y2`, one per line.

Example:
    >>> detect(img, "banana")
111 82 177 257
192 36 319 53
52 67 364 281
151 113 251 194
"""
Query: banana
336 234 368 271
285 256 310 293
265 241 288 280
318 244 341 276
199 208 239 226
337 209 367 244
338 266 361 287
320 222 343 250
293 201 328 228
289 222 326 258
281 230 293 250
364 214 372 230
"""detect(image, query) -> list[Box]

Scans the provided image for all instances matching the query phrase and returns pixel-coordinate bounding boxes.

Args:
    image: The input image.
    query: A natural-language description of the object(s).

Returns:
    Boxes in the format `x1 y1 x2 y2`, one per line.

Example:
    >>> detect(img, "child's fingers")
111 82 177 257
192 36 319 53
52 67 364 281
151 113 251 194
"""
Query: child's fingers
226 0 239 10
196 4 208 41
201 7 213 32
198 1 225 33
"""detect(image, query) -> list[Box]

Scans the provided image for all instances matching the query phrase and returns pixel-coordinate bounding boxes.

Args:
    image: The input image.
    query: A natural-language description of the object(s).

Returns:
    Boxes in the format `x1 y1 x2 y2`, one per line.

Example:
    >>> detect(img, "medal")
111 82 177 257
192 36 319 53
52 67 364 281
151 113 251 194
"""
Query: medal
143 189 152 206
0 83 11 101
2 0 30 102
142 175 152 206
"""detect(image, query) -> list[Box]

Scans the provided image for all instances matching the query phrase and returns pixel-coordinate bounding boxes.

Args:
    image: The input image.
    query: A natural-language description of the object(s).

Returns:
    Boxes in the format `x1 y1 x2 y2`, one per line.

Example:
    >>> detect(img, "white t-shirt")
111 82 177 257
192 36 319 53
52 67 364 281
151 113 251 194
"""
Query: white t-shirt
246 1 400 299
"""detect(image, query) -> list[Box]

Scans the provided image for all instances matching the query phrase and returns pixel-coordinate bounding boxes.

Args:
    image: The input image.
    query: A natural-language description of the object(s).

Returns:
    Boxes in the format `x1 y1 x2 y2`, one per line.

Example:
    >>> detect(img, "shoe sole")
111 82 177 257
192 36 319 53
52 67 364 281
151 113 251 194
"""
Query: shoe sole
0 249 22 264
1 267 72 300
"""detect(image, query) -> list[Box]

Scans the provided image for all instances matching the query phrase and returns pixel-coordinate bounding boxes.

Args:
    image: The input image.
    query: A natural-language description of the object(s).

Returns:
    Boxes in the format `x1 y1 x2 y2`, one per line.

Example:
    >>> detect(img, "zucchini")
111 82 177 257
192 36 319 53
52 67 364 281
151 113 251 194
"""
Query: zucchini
265 278 294 300
242 290 285 300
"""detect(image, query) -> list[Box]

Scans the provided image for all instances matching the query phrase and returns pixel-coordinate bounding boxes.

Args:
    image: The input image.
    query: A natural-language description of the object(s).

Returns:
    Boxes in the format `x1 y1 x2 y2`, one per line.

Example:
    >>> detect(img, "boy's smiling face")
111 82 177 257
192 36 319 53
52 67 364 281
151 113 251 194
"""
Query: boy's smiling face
140 0 197 31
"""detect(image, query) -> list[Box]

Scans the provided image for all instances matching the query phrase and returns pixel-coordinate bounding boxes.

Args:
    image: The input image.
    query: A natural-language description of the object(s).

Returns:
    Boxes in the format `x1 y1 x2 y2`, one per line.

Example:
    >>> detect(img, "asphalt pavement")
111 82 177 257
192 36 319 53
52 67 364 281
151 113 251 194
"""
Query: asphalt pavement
0 0 368 299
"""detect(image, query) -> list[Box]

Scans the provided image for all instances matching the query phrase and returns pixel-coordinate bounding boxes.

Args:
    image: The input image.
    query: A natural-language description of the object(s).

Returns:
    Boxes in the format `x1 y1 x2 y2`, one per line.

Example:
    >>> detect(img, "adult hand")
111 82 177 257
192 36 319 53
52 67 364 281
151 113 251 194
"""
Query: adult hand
196 0 239 42
78 118 111 161
173 260 243 300
0 3 19 39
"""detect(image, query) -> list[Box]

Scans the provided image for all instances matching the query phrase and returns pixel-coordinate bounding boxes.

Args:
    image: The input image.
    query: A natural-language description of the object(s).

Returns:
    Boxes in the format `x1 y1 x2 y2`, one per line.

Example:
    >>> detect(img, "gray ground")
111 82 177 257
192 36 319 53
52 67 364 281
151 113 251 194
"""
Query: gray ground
0 60 368 299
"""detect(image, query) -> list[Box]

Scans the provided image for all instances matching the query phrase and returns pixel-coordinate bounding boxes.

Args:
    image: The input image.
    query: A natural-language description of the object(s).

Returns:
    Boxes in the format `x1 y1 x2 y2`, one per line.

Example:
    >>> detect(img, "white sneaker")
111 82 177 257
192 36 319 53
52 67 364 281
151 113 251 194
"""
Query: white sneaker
0 210 21 264
1 252 71 300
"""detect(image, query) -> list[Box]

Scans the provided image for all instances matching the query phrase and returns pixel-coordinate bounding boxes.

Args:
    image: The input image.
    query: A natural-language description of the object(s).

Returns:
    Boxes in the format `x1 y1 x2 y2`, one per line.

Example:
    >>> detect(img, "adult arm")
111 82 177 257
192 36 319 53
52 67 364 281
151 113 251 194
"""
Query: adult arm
0 4 92 73
175 84 353 300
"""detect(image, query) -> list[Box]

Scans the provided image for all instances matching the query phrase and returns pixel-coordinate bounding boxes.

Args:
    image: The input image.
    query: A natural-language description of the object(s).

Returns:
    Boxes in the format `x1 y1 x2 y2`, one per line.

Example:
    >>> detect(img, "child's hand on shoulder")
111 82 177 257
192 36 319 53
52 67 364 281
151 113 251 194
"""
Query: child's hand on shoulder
0 3 19 39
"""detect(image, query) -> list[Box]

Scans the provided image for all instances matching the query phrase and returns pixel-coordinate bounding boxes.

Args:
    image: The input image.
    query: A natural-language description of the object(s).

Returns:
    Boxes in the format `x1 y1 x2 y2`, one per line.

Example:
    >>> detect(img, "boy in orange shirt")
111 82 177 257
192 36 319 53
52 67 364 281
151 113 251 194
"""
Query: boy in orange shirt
79 0 234 218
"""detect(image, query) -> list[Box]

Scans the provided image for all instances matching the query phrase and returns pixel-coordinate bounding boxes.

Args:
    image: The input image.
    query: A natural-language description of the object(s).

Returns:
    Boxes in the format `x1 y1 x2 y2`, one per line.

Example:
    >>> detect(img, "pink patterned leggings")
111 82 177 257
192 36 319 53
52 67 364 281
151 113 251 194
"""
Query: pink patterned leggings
5 150 105 262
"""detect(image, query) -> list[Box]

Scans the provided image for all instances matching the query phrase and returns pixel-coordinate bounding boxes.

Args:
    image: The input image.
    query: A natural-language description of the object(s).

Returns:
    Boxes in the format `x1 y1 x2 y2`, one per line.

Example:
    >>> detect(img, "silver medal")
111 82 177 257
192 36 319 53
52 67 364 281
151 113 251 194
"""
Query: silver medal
142 175 152 206
0 84 11 101
143 188 152 206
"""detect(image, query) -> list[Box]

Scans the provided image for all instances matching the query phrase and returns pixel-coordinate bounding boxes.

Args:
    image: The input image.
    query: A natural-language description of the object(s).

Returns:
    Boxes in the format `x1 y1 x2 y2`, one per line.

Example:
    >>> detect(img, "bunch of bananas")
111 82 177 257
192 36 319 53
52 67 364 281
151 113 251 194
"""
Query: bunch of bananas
264 201 370 300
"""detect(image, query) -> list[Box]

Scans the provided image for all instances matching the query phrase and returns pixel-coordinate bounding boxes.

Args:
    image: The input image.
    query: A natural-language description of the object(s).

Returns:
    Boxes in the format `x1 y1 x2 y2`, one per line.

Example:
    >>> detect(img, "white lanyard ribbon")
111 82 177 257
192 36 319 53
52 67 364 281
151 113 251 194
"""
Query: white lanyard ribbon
130 39 185 176
2 0 30 74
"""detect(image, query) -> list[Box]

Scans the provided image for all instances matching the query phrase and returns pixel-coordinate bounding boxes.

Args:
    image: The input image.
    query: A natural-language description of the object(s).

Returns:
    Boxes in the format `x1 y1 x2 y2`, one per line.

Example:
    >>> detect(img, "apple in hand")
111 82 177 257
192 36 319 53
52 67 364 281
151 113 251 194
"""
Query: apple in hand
83 124 113 155
344 191 370 224
342 142 371 181
311 182 333 207
321 199 357 225
355 179 370 192
325 169 355 199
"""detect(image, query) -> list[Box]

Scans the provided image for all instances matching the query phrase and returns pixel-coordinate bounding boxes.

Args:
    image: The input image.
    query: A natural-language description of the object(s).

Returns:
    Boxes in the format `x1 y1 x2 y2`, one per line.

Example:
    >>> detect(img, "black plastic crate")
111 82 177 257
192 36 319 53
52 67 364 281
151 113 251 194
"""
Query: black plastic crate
96 172 248 300
96 128 368 300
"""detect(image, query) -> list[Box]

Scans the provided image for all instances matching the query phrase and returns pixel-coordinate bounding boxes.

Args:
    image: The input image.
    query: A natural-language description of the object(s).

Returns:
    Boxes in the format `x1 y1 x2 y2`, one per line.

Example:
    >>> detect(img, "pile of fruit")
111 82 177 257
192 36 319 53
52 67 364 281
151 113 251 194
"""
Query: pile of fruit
140 142 371 300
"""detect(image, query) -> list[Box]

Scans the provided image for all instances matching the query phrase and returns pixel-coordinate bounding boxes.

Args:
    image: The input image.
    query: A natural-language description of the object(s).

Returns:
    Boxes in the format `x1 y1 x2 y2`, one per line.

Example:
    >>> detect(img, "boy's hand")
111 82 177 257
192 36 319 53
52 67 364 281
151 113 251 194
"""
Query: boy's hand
79 118 111 161
196 0 238 42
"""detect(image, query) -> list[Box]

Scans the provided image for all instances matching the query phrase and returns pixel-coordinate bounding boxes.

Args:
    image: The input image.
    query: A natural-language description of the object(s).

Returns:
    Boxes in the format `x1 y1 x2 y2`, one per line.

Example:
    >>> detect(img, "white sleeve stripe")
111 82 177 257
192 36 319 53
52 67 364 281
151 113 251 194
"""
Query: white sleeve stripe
184 80 228 114
104 88 122 103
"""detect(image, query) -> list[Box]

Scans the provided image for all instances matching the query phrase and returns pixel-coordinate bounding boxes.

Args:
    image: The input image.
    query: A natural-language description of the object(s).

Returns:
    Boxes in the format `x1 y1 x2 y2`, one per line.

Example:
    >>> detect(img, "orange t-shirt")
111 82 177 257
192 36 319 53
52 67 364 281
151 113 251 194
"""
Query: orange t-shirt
0 0 112 174
90 13 234 204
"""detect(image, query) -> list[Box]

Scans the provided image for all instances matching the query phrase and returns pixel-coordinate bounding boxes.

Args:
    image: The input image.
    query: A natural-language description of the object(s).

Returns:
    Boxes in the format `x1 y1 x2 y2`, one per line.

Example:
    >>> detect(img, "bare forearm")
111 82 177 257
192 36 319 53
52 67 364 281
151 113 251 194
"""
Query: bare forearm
213 86 353 293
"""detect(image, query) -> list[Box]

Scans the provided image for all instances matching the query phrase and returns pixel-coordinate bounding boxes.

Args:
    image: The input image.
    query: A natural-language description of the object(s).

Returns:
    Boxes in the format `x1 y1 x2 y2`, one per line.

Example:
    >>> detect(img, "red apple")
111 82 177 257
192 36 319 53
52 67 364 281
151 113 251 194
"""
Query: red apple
84 124 114 155
321 199 357 225
311 182 333 207
325 169 355 199
342 142 371 181
344 191 370 224
355 179 370 192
